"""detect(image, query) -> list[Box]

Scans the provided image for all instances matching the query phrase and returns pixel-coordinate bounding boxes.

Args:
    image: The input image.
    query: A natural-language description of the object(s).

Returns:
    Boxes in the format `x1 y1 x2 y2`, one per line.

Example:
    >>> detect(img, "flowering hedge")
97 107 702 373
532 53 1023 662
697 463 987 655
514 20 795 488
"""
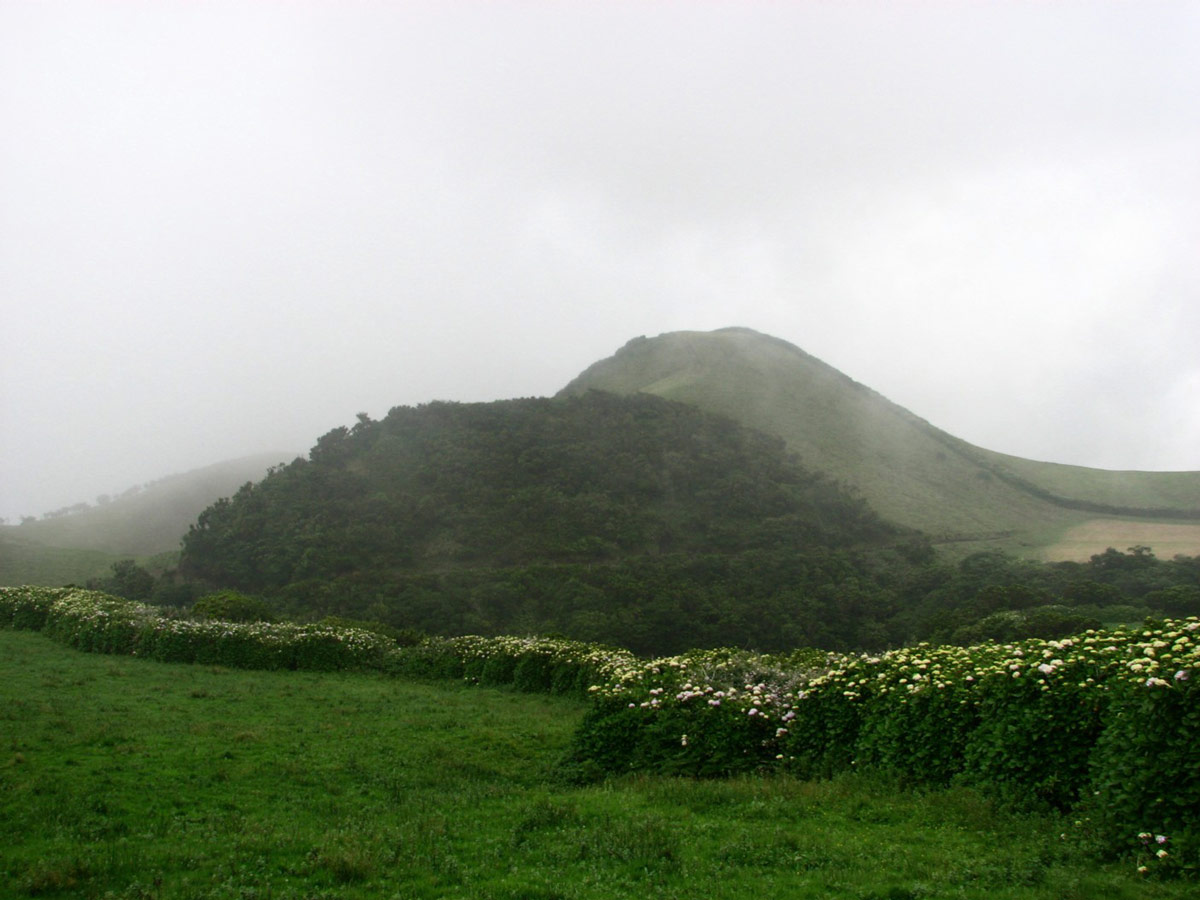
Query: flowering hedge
378 632 638 698
0 586 394 673
564 619 1199 870
1080 630 1199 874
0 586 632 697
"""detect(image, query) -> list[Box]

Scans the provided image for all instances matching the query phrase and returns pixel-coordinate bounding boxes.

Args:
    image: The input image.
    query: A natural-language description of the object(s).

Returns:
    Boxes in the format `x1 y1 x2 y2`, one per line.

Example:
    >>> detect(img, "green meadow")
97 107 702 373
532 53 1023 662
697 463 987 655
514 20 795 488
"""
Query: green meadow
2 629 1191 900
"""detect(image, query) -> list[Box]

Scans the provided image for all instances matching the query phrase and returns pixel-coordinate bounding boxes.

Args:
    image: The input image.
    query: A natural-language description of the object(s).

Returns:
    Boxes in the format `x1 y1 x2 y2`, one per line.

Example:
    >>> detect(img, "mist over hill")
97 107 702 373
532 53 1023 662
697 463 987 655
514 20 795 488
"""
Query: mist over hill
8 329 1199 653
0 453 297 585
560 328 1200 558
11 327 1197 581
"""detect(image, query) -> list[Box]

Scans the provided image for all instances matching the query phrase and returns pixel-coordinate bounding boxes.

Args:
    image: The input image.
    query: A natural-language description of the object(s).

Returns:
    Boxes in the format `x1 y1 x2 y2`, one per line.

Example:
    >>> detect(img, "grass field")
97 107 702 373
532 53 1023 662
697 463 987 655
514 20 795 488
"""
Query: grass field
0 534 120 589
1036 518 1200 562
1 629 1191 899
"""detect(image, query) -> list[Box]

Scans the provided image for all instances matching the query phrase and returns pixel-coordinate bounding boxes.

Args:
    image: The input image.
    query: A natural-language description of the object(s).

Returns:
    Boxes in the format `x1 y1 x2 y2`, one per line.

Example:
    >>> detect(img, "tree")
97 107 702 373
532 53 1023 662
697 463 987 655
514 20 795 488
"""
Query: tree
1144 585 1200 617
88 559 155 601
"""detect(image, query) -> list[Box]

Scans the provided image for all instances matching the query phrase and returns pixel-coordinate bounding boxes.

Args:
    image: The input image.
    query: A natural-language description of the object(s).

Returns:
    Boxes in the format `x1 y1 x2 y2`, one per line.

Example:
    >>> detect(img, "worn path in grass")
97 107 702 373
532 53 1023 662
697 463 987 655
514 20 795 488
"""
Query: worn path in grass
0 629 1190 899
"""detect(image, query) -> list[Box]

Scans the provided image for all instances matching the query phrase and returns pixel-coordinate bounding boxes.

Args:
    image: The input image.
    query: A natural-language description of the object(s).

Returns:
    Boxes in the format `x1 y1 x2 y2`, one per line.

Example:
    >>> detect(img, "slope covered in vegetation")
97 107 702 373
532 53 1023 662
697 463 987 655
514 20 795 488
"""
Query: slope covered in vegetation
0 533 122 588
178 391 906 654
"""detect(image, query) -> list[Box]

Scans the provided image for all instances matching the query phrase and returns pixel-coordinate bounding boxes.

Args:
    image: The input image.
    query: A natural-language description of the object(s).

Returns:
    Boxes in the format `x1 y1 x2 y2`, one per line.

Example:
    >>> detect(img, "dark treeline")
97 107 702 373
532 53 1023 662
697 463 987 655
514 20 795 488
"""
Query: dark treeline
889 544 1200 645
102 543 1200 658
100 391 1200 657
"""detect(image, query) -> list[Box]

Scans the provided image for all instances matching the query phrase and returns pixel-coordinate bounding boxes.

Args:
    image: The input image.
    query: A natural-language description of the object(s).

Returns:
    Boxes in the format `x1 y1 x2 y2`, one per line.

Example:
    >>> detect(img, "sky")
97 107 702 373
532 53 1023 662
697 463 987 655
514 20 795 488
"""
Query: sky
2 1 1199 522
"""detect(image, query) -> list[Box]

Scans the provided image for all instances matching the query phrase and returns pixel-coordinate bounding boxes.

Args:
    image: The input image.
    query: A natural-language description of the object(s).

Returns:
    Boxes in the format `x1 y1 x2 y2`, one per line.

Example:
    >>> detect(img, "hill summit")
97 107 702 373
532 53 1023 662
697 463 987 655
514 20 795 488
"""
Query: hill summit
559 328 1200 556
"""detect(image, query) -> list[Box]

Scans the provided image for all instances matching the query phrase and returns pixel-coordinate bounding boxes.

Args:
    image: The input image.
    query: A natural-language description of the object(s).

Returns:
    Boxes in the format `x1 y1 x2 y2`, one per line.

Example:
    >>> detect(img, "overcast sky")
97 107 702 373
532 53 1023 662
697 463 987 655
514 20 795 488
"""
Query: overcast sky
2 1 1198 522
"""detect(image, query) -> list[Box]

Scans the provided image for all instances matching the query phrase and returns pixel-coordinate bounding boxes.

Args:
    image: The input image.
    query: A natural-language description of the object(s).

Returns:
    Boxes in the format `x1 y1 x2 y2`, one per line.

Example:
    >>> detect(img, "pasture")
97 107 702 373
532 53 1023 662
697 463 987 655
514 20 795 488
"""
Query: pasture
1 628 1193 899
1038 519 1200 562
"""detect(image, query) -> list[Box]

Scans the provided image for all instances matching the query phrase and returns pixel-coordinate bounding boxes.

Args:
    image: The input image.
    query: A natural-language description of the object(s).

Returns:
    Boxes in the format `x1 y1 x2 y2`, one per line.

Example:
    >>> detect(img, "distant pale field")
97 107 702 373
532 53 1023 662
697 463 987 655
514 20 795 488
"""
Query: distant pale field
1038 518 1200 561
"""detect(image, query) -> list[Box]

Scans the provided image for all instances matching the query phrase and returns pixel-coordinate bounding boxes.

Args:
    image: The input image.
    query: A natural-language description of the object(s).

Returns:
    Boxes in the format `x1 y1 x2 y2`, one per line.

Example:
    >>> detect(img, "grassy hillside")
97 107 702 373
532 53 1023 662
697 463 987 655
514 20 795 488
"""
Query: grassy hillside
974 448 1200 512
2 452 296 560
559 328 1200 558
0 533 121 587
3 628 1191 900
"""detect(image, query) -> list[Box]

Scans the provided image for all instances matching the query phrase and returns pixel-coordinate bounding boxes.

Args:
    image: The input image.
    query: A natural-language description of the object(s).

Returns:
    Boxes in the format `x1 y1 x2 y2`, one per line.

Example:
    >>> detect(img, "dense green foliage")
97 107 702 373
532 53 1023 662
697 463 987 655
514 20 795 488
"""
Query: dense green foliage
9 629 1194 900
889 546 1200 644
191 589 278 623
179 392 904 654
86 559 156 601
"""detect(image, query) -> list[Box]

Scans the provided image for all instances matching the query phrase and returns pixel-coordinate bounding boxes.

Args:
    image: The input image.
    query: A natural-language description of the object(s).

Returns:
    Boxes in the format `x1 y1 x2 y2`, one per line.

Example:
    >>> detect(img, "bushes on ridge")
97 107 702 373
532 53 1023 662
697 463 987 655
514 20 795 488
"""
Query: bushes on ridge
191 589 277 623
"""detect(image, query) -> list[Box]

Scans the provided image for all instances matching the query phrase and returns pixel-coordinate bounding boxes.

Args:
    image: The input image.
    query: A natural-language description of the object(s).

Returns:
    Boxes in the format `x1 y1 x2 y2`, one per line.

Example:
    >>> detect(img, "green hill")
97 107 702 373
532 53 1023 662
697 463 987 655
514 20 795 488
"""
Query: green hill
0 534 121 587
179 392 912 654
558 328 1200 558
0 452 296 585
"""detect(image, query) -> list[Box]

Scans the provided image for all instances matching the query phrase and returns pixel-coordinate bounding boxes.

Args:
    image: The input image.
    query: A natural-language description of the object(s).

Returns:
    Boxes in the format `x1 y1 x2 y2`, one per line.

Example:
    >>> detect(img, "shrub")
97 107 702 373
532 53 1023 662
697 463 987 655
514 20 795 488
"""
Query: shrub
854 679 977 786
318 615 424 646
191 590 277 623
86 559 155 601
960 659 1107 809
0 585 55 631
1080 626 1199 871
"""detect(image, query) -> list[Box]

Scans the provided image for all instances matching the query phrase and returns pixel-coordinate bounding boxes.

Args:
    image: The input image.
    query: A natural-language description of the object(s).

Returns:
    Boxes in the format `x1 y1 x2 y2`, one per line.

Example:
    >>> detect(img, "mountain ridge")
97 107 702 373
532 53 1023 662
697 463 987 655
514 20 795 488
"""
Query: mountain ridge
1 452 298 558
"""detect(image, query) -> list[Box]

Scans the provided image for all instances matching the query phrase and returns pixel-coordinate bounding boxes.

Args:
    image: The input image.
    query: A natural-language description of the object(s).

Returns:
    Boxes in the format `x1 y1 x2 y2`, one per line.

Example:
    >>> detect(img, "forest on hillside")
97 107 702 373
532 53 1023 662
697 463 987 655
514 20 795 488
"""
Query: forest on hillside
172 392 907 653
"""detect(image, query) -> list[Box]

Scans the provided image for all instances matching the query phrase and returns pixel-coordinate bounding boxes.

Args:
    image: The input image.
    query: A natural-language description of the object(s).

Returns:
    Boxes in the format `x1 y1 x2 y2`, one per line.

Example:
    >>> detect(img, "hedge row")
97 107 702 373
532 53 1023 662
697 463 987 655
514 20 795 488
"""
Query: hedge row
566 621 1199 872
0 586 396 672
0 586 630 697
380 632 637 697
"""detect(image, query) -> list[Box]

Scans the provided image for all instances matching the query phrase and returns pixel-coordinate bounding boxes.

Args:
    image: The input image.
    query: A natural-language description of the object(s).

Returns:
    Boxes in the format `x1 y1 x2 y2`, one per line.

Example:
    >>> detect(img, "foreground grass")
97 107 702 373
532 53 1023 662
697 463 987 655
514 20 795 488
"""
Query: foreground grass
0 630 1187 899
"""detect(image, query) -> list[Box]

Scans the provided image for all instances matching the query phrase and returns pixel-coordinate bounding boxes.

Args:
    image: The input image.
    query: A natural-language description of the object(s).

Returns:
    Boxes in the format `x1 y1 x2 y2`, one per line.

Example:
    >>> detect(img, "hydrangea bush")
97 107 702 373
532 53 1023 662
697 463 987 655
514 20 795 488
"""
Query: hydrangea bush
382 632 637 698
566 618 1199 870
0 586 394 672
1079 629 1198 874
